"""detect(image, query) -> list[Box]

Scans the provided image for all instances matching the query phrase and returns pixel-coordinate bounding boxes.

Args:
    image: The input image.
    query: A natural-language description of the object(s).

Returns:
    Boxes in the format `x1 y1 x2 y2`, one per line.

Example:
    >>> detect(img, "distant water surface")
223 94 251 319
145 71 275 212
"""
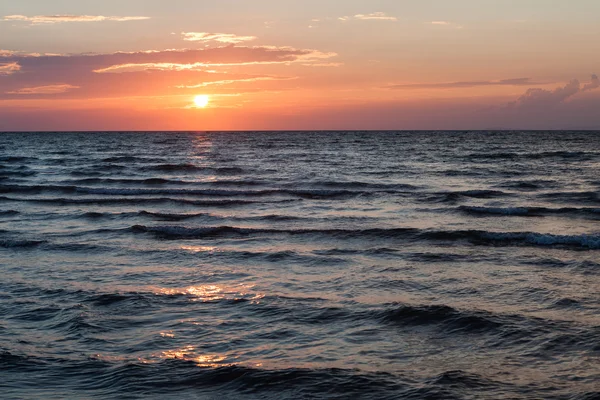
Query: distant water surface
1 131 599 399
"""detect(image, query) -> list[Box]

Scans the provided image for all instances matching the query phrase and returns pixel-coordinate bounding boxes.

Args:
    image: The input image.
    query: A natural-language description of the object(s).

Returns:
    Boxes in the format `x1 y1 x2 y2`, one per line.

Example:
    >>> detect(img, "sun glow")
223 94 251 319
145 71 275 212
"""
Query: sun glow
194 94 210 108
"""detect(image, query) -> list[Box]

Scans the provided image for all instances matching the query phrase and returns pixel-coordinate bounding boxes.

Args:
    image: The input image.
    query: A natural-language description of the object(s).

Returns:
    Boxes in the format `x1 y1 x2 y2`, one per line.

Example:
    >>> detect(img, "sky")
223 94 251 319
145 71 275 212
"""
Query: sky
1 0 599 131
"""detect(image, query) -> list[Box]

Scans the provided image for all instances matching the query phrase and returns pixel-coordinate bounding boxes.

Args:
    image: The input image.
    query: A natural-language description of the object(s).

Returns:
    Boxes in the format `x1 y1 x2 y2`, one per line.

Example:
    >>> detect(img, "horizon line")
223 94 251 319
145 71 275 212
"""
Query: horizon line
2 129 600 133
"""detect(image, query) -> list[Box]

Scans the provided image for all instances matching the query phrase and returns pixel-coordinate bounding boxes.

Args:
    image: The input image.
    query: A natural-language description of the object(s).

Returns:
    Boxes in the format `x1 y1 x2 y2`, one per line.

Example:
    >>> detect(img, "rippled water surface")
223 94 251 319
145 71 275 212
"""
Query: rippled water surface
1 131 599 399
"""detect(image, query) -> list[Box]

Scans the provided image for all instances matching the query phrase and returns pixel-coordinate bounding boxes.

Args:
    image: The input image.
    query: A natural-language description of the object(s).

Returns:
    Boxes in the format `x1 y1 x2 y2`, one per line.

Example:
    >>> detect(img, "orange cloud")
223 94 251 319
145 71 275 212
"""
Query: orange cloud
3 15 150 24
93 63 209 73
182 32 257 44
0 62 20 75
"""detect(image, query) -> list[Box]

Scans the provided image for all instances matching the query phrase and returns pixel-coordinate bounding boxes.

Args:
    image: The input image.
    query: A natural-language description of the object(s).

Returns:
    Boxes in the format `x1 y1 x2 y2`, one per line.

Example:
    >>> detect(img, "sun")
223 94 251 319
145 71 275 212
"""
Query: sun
194 95 210 108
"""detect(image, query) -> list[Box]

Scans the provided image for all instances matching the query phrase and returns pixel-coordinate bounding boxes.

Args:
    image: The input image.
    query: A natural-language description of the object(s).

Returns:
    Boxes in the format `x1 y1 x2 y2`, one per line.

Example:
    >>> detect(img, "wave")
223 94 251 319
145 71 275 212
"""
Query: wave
130 225 421 240
137 211 304 222
539 191 600 204
465 150 599 161
146 163 204 172
495 180 559 191
423 189 510 203
0 196 292 207
101 156 160 163
0 357 410 398
0 210 19 216
130 224 600 249
65 177 182 185
0 156 35 163
0 171 37 179
145 164 246 175
288 180 419 190
0 239 46 248
62 177 268 187
240 300 577 346
459 205 600 217
0 184 402 200
377 304 510 333
422 230 600 249
72 187 365 199
517 257 600 274
1 353 578 400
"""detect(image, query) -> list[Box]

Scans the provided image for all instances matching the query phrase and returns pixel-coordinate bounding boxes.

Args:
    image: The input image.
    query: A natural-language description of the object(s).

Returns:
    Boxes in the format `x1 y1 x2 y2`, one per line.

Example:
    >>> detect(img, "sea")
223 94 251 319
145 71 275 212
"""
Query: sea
0 131 599 399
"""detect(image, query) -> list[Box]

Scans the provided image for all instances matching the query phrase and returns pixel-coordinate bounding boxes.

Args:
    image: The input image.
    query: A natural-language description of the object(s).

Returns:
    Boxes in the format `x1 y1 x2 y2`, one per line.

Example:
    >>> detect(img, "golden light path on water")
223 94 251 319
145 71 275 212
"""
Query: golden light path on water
154 283 264 303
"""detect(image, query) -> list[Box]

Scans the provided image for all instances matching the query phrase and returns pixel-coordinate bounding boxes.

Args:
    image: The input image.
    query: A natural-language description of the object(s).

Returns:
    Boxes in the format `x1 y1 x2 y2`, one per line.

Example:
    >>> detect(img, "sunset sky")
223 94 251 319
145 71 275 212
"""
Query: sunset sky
1 0 599 131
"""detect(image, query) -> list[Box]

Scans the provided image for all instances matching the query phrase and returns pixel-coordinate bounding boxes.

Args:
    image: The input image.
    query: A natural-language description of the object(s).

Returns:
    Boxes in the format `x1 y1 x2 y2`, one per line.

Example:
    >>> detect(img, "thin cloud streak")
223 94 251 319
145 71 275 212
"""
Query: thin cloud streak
182 32 257 44
385 78 538 90
93 48 337 73
429 21 464 29
302 62 344 67
176 76 297 88
3 15 150 24
339 12 397 21
6 84 80 95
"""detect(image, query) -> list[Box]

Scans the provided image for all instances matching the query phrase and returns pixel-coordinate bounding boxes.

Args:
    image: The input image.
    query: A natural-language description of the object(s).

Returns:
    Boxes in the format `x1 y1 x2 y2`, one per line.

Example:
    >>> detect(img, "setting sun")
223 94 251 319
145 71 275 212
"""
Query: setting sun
194 95 210 108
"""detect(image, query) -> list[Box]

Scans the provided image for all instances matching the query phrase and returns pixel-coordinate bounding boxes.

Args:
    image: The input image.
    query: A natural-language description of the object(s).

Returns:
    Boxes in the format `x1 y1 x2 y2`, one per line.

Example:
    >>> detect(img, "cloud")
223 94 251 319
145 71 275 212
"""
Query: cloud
176 76 297 88
94 63 209 73
6 84 80 95
0 62 20 75
385 78 537 89
429 21 463 29
0 46 337 99
509 75 599 109
582 74 600 92
339 12 397 22
1 46 335 74
91 47 336 73
302 62 344 67
182 32 257 44
3 15 150 24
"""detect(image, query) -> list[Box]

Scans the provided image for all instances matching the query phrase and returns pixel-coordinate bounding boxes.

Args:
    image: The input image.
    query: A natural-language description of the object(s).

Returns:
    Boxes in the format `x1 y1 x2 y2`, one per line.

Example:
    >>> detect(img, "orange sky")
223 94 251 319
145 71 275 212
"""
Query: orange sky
1 0 600 130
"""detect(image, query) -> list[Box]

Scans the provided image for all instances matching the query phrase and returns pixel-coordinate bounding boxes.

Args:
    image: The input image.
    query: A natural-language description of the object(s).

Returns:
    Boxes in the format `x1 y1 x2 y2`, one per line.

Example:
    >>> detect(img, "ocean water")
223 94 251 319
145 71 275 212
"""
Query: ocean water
0 131 599 399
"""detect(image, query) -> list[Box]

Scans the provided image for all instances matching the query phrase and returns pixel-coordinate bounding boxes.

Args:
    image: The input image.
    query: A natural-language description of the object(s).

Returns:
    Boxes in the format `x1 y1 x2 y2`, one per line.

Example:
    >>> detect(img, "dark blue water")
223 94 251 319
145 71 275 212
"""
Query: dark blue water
1 131 599 399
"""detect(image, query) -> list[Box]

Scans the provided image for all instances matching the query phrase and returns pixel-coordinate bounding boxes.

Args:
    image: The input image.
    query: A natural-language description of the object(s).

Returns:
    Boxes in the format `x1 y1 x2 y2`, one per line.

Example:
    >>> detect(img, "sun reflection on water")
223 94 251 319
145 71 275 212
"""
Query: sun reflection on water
161 345 228 367
154 283 263 303
179 245 217 253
